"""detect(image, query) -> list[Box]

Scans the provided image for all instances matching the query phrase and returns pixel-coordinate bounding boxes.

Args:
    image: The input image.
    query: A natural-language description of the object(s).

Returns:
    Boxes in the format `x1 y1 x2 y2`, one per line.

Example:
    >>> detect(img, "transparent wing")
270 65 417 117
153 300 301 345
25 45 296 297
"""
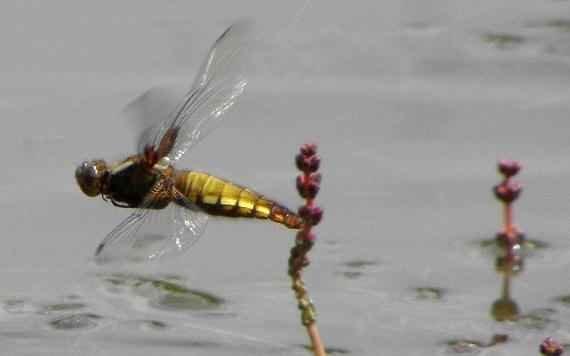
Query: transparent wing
119 86 183 155
95 199 208 265
143 18 255 164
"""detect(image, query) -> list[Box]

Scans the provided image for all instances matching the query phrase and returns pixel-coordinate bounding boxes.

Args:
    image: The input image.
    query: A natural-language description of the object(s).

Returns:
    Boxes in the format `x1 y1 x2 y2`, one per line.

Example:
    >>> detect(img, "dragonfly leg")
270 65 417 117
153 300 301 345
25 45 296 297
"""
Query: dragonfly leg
170 187 203 211
111 200 131 208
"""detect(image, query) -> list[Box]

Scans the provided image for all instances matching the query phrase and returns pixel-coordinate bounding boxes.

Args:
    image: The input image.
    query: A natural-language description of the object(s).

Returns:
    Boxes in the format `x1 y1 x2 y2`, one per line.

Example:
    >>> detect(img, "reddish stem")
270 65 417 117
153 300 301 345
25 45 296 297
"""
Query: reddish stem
308 324 326 356
503 201 513 234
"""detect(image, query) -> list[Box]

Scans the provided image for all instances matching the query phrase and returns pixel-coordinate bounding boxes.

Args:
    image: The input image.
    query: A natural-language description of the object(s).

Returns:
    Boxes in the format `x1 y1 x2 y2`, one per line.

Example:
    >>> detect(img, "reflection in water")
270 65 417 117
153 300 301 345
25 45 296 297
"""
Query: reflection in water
2 299 37 314
414 287 445 302
102 274 224 311
2 296 104 332
301 344 350 355
138 319 169 331
554 295 570 306
446 334 508 354
483 33 526 50
340 260 377 279
152 292 221 311
519 308 558 331
40 302 86 314
49 313 102 330
491 246 522 322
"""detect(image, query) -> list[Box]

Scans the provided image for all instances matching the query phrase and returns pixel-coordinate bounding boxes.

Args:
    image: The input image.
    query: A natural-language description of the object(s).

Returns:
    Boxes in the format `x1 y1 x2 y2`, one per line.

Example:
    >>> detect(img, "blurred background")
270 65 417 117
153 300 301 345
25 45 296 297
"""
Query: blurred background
1 1 570 354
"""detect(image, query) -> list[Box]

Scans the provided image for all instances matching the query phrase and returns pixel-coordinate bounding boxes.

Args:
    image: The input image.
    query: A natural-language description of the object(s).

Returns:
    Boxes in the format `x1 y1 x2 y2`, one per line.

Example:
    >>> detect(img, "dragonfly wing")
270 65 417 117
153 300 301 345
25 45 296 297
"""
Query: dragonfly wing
120 86 183 155
95 198 208 265
140 18 255 164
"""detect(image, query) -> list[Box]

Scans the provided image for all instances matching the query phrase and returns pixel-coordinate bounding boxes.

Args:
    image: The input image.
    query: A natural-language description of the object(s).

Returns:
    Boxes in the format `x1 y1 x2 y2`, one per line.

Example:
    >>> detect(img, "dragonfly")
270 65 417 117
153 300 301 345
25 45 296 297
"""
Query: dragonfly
75 19 303 264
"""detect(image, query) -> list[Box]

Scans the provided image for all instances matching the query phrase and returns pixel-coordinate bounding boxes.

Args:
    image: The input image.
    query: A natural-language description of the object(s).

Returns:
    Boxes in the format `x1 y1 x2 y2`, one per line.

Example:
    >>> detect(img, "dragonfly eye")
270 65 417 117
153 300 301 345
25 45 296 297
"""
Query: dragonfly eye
75 160 108 197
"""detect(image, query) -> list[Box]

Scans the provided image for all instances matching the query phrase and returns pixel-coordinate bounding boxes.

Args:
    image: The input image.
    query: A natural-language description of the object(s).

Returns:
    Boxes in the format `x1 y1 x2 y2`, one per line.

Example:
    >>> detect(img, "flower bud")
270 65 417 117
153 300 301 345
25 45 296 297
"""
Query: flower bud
298 205 323 225
498 159 521 178
296 175 307 197
290 247 301 259
303 230 316 245
296 230 316 249
540 337 564 356
310 172 322 184
295 154 305 171
494 183 522 203
298 205 311 219
306 155 320 172
300 143 317 157
306 182 320 199
296 153 320 173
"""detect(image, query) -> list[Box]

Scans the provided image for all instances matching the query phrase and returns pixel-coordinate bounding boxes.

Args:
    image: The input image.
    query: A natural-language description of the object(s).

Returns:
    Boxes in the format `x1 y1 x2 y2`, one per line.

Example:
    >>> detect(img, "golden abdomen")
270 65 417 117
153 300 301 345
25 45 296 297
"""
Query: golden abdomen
174 171 303 229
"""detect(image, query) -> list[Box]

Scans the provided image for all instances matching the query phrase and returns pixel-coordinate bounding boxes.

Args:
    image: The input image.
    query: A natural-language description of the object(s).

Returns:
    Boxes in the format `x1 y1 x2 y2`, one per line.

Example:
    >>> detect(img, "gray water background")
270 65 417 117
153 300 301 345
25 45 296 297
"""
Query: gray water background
1 1 570 355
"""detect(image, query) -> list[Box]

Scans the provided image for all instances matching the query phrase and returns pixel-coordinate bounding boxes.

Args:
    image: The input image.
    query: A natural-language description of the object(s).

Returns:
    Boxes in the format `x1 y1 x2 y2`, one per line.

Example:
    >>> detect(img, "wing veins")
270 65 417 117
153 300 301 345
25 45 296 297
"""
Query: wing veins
140 19 253 163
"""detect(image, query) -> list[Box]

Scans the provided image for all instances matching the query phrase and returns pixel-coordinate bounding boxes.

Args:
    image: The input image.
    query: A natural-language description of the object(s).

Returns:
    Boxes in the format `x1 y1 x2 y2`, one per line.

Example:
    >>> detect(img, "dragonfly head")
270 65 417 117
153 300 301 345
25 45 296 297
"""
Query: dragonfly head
75 160 109 197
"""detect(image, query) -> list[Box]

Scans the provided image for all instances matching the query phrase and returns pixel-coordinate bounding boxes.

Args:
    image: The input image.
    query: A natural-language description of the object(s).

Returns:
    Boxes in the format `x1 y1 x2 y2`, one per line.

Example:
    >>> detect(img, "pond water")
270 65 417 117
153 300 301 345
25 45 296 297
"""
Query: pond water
1 1 570 355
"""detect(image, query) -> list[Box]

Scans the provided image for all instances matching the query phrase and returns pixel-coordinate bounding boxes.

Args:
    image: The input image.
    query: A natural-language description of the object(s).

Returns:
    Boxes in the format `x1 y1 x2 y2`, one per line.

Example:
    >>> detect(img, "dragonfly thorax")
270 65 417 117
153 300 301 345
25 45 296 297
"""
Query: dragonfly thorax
105 159 159 208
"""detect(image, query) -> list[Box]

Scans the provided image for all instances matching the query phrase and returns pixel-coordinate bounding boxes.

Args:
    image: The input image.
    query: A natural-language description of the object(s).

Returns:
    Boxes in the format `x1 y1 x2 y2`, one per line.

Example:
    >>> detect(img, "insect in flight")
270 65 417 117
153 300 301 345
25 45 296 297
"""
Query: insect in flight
75 19 303 264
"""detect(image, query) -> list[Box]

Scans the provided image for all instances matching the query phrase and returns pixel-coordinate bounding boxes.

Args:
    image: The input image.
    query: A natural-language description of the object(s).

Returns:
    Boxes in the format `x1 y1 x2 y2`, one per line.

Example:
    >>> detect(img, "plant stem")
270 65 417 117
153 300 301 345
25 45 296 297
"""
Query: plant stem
307 323 326 356
291 144 326 356
503 201 512 233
